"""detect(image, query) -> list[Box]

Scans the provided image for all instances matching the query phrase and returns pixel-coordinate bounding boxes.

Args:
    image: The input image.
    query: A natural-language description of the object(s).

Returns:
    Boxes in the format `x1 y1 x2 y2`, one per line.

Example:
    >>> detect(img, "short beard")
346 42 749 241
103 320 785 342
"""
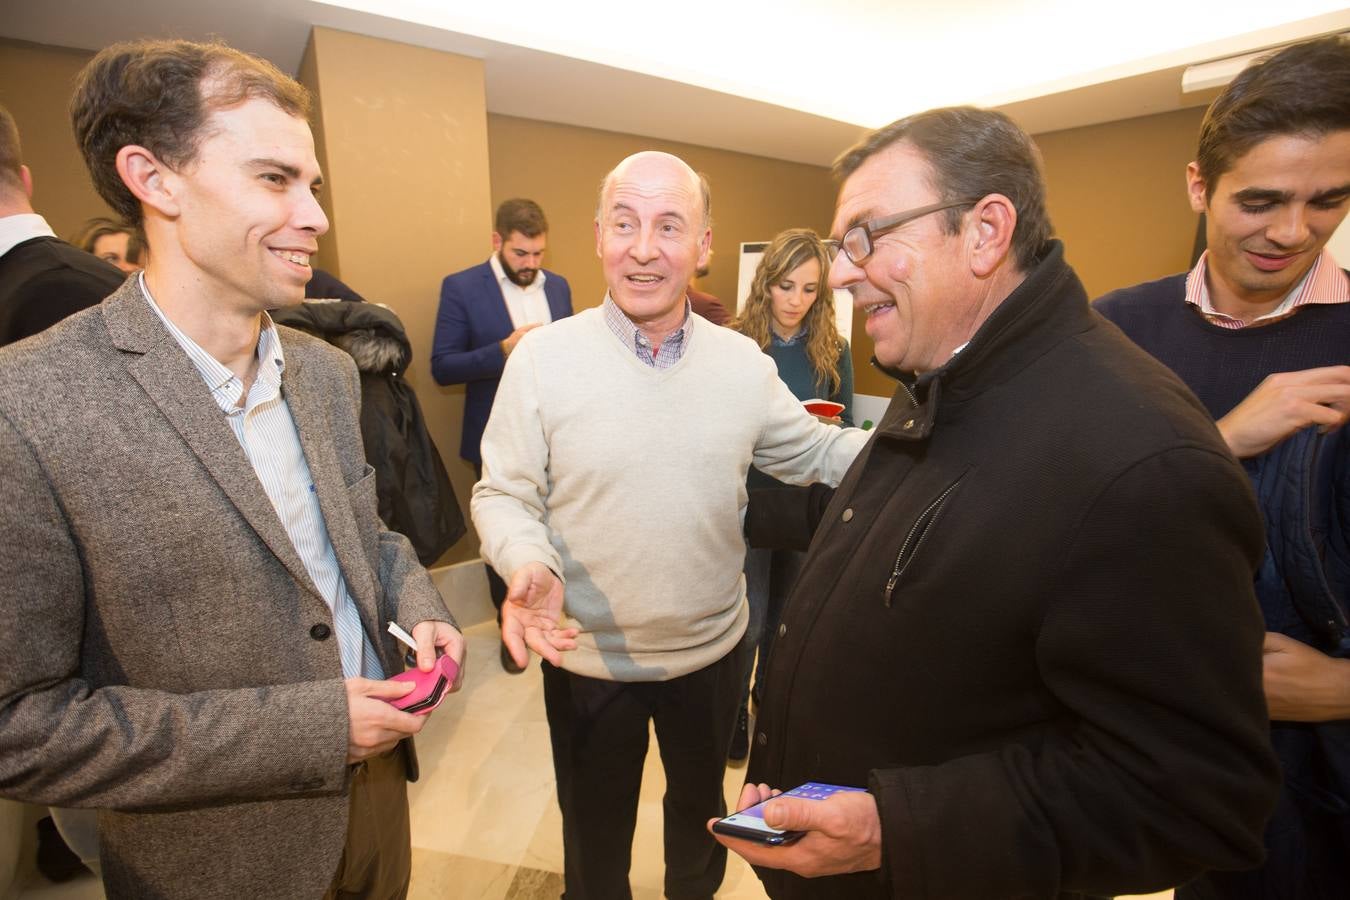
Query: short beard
499 251 538 287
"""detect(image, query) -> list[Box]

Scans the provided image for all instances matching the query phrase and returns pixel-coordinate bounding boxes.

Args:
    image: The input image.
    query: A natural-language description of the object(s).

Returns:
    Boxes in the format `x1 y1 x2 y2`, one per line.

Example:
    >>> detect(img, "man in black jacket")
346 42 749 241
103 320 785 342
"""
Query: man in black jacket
714 107 1280 899
0 104 124 347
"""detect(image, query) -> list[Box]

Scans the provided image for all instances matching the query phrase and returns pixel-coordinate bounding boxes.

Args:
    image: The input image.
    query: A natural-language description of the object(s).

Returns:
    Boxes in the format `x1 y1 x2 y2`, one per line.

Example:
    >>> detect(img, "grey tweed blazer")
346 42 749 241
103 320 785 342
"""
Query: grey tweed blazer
0 279 452 899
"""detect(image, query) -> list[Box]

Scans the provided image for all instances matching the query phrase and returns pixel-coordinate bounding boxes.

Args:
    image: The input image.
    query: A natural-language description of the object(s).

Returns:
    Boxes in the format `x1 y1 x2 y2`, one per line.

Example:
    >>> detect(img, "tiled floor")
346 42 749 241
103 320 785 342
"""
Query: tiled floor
16 620 1173 900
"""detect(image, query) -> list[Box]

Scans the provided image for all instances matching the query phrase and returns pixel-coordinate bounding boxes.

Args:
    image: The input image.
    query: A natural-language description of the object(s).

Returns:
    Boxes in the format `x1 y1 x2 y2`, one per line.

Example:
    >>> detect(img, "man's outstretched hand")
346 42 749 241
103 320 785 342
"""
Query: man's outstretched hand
501 561 578 668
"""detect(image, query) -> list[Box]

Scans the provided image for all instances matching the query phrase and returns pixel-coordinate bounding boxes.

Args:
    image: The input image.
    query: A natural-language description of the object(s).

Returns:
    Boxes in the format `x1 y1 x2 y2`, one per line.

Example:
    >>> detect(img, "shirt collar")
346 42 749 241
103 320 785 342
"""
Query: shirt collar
770 328 807 347
138 270 285 410
1184 248 1348 327
488 252 546 294
0 213 56 258
602 293 692 367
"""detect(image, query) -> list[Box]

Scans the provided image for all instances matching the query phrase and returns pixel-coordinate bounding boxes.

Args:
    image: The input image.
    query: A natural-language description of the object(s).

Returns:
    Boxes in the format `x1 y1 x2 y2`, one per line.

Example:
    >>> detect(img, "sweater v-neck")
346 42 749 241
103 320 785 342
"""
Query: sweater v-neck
591 305 700 381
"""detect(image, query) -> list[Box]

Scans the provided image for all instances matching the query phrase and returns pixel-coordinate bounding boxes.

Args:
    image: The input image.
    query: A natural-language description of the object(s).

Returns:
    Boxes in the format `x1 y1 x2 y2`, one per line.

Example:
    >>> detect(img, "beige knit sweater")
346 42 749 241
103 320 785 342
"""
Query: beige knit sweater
472 307 867 681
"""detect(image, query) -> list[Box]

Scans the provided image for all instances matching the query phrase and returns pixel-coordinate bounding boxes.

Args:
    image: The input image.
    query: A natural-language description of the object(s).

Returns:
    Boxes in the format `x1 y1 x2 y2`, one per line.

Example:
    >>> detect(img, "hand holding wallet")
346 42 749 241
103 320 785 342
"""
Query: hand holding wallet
384 622 460 715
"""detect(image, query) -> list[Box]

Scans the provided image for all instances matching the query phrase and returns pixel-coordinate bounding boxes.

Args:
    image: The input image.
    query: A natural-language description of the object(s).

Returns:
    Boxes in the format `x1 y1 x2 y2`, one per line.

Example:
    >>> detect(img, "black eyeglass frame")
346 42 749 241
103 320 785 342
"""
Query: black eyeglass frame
826 198 979 266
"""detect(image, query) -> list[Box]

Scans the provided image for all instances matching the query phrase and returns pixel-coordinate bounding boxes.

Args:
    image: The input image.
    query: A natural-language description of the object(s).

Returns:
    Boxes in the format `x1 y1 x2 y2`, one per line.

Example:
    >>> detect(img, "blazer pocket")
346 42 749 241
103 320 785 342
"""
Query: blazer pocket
347 463 377 496
883 475 964 607
347 464 381 562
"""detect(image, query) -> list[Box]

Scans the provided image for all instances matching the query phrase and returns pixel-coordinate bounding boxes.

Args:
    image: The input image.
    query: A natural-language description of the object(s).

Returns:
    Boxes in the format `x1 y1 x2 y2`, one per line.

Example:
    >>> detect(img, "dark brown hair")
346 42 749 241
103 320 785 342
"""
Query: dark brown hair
834 106 1052 271
495 198 548 238
0 104 23 191
70 39 310 226
1196 35 1350 198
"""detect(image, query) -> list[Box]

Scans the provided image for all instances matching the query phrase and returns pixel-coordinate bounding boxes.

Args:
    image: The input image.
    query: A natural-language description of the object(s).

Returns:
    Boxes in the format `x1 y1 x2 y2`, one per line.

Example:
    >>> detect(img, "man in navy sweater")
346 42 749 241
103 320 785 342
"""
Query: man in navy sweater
1096 35 1350 900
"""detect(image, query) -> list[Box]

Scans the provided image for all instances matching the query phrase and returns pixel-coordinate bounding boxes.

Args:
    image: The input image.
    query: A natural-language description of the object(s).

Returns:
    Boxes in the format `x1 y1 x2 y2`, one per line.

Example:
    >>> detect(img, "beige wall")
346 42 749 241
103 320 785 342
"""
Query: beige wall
486 114 837 313
1038 106 1206 302
298 27 492 565
0 38 111 239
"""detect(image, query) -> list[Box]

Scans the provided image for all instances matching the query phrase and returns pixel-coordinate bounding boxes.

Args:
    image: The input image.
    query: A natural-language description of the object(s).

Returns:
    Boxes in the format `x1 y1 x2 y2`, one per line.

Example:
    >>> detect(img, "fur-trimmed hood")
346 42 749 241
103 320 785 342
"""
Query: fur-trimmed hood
271 299 411 376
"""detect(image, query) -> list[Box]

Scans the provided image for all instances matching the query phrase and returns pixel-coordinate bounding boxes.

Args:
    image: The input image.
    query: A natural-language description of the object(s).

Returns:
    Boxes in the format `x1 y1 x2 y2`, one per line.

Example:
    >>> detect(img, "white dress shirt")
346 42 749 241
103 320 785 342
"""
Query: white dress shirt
489 253 552 329
0 213 56 258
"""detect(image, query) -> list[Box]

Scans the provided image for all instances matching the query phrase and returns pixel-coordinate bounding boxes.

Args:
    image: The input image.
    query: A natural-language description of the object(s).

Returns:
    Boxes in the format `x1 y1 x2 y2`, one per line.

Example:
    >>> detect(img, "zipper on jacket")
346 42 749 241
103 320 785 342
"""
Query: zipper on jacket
884 480 961 607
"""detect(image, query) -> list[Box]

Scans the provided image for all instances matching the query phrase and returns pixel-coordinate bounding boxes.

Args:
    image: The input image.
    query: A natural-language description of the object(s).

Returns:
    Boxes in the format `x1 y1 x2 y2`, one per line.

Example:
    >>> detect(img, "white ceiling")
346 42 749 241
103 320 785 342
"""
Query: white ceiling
3 0 1348 167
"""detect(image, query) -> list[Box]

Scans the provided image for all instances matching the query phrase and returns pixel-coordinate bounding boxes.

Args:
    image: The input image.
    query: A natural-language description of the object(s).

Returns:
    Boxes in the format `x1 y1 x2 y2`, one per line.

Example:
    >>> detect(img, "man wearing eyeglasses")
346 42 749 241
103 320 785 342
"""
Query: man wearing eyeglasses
713 107 1279 899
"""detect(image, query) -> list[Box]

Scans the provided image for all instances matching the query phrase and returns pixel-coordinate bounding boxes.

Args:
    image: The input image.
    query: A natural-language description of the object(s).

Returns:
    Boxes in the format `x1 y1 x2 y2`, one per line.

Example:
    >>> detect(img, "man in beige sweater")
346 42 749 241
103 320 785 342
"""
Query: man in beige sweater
472 151 865 900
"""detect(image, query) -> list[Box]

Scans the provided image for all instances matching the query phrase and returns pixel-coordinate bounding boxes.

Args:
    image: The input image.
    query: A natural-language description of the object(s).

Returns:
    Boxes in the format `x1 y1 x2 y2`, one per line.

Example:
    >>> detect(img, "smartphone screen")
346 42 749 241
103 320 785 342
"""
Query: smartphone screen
713 782 866 845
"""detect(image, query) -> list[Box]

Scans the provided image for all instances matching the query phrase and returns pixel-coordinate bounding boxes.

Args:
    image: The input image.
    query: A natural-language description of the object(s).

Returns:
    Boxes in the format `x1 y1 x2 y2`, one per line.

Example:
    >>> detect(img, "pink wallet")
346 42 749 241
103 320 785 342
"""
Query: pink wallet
387 655 459 715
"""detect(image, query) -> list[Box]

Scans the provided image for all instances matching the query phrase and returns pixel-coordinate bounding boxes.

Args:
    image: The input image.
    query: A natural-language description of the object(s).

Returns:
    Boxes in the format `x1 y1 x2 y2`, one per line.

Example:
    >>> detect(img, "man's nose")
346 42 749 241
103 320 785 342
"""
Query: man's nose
828 250 861 290
629 226 658 262
1266 206 1312 249
295 190 329 237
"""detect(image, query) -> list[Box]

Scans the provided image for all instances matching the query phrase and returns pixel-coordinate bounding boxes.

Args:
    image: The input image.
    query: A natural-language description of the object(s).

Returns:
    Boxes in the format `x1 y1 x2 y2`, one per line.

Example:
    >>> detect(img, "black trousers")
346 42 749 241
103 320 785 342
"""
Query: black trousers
473 462 508 618
542 639 749 900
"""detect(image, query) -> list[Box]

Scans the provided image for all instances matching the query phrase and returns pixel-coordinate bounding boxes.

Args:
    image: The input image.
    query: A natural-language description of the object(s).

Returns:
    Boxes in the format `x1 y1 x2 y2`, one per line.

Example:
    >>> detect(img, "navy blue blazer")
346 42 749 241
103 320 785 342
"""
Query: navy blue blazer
430 260 572 464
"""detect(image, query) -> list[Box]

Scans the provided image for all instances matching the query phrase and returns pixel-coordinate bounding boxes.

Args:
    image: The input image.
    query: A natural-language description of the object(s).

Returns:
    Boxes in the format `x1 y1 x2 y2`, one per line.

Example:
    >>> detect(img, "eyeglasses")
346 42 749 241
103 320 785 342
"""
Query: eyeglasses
825 199 977 266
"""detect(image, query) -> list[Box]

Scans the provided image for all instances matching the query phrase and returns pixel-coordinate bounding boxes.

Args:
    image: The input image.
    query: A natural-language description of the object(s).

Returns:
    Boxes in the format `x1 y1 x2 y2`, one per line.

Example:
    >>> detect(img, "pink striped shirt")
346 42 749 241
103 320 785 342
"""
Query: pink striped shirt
1184 249 1349 329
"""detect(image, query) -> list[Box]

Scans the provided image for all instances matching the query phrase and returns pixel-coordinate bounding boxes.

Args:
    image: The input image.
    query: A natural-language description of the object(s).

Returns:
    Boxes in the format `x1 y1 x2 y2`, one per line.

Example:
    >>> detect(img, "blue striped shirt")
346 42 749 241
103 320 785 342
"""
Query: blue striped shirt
139 274 382 680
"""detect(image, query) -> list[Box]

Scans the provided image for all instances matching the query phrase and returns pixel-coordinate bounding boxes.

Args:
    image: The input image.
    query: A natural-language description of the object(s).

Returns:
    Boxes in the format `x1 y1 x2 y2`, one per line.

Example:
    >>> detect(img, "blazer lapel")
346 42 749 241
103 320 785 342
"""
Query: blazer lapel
282 353 381 641
104 282 324 604
483 265 514 336
546 280 569 321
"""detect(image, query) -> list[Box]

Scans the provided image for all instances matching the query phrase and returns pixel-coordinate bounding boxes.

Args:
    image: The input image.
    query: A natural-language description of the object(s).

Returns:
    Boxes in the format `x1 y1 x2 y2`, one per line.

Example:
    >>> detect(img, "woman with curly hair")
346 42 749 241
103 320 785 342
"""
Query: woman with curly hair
729 227 853 761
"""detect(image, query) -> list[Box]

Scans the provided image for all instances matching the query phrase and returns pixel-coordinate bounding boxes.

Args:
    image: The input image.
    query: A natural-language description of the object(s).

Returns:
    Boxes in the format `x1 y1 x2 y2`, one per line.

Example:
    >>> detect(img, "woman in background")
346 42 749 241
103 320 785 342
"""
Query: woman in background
729 227 853 761
72 216 142 273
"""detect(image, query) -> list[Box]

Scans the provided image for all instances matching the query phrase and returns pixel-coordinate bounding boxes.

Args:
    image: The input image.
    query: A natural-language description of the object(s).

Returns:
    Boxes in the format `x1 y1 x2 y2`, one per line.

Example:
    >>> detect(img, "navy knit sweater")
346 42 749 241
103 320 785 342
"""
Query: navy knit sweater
1095 273 1350 420
750 333 854 491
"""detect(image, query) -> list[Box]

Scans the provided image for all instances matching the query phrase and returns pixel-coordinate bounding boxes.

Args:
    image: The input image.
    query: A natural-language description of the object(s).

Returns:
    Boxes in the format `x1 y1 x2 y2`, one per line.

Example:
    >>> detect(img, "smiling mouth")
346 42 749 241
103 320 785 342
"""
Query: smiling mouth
862 301 894 318
271 249 313 268
627 273 663 285
1245 250 1300 272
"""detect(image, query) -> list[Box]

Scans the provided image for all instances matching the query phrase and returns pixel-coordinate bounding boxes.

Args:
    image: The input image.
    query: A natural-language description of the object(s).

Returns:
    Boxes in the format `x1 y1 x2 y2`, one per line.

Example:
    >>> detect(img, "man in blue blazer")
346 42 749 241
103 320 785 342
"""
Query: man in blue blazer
432 198 572 671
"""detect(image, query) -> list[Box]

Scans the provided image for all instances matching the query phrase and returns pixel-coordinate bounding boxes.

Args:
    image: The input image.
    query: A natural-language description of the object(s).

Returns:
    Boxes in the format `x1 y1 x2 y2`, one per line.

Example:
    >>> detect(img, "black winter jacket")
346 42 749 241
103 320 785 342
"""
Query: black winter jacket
273 300 465 565
745 242 1279 900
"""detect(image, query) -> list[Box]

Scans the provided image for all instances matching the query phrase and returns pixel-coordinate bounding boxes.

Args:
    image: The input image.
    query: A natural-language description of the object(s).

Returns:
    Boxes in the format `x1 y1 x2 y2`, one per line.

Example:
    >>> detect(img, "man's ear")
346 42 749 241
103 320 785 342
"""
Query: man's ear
18 164 33 199
1185 162 1209 214
115 145 180 218
491 231 503 253
695 227 713 271
594 218 603 258
967 193 1016 278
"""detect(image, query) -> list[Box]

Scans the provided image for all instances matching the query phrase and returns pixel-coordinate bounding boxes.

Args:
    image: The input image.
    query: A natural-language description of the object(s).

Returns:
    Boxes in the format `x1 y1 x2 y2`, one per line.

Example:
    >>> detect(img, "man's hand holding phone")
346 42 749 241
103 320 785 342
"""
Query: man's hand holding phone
709 781 883 878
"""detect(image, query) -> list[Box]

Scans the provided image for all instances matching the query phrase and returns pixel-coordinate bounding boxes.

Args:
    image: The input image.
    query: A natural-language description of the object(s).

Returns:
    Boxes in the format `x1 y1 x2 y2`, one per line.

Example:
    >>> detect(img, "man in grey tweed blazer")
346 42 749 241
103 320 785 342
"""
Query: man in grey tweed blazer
0 40 463 900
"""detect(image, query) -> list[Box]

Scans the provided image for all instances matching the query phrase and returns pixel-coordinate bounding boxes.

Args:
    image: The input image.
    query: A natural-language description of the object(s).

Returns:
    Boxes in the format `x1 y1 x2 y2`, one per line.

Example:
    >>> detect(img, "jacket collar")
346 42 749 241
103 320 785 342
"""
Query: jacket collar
875 240 1092 442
